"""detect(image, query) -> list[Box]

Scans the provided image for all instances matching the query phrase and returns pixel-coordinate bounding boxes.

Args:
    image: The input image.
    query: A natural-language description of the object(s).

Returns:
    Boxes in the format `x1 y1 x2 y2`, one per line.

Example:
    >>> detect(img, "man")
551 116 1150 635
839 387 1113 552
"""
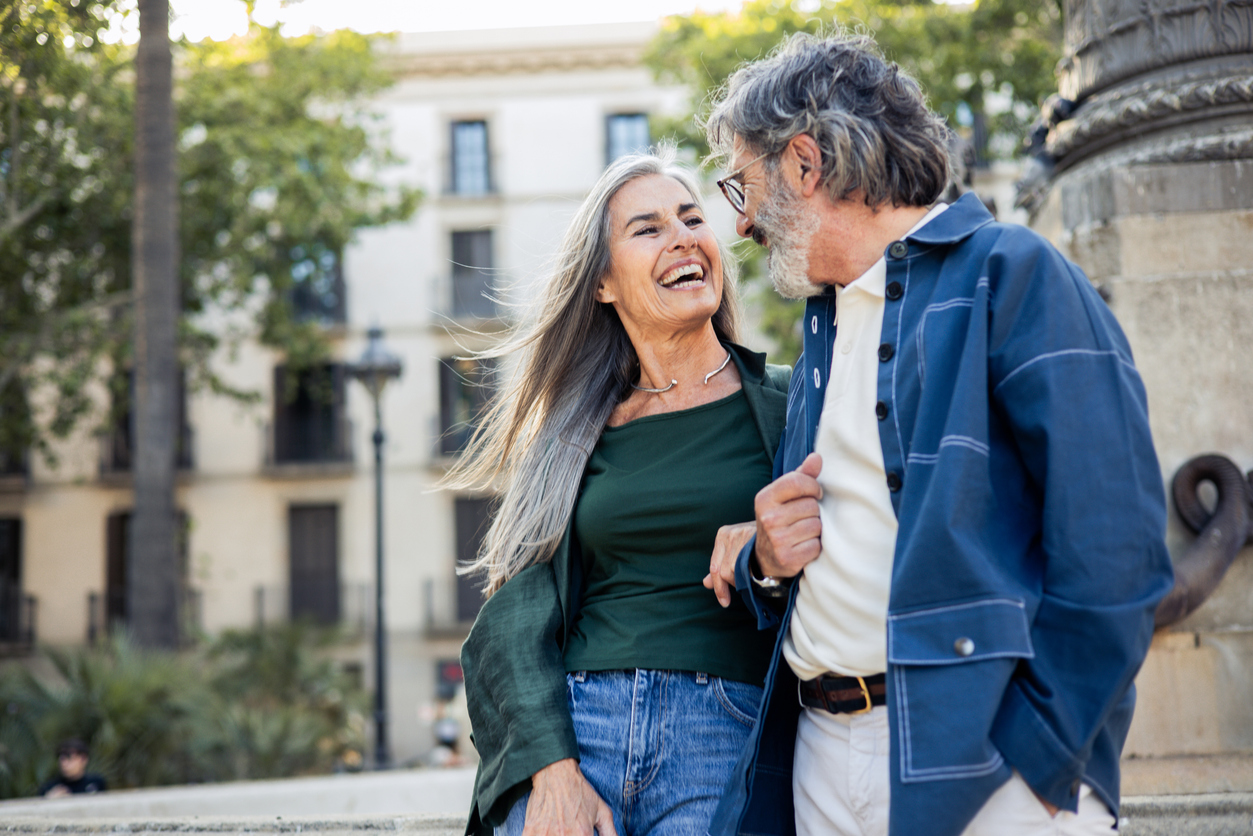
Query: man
702 32 1173 836
39 739 106 798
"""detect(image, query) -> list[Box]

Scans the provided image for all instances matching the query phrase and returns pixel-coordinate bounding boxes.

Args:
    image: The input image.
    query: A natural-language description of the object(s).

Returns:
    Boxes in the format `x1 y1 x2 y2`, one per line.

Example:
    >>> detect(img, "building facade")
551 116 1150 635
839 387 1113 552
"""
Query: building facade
0 21 693 766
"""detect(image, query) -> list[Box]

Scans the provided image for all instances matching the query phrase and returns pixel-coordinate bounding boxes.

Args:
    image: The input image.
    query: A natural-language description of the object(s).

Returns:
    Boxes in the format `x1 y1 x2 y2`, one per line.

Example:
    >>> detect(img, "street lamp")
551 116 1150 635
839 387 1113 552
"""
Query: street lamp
347 326 403 770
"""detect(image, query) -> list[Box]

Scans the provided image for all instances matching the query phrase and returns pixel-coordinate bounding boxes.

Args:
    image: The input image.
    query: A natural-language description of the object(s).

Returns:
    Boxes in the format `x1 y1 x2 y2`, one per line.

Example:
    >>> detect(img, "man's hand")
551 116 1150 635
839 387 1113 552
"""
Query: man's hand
754 452 824 578
704 521 756 607
523 758 617 836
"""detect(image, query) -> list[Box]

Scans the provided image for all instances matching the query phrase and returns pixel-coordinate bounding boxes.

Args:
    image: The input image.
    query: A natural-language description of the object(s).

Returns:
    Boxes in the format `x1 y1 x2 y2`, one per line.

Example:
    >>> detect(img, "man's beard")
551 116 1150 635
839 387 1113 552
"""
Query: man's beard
753 172 824 300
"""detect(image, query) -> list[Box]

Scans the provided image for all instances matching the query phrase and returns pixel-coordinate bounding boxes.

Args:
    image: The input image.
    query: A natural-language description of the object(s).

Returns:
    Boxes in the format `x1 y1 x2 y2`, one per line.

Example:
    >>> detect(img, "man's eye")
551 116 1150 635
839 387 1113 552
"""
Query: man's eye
685 216 704 227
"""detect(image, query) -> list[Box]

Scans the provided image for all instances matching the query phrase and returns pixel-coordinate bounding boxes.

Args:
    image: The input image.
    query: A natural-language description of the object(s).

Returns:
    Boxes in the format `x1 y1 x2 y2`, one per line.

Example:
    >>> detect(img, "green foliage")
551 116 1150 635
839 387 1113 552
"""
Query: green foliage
643 0 1062 363
0 626 367 799
0 6 420 464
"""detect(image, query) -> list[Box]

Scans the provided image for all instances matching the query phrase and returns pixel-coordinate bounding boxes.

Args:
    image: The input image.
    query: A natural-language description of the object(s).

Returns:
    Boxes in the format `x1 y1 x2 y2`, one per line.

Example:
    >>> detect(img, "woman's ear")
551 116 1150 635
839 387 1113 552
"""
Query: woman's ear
595 275 617 304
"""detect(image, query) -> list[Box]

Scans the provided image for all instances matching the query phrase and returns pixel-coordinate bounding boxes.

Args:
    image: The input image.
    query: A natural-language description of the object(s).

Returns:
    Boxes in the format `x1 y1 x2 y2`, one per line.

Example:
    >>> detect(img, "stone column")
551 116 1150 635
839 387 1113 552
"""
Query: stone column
1026 1 1253 761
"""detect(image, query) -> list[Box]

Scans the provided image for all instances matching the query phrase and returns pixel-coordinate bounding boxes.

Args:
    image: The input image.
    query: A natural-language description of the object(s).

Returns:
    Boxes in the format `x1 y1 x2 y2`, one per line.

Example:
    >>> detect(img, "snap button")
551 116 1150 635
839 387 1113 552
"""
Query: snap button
875 401 889 420
886 472 902 492
878 343 894 362
888 241 908 259
954 637 975 657
813 368 821 388
840 341 853 355
886 281 903 301
811 315 818 334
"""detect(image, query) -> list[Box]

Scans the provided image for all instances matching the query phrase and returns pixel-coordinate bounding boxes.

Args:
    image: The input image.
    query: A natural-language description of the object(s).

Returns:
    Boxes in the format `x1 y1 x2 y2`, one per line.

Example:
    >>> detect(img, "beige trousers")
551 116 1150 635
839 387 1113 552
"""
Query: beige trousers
793 706 1117 836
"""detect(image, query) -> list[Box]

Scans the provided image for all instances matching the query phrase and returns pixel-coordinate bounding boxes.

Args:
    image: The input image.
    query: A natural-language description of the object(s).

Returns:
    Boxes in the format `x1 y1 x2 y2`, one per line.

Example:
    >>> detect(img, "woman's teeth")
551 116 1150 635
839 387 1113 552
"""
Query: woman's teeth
660 263 705 288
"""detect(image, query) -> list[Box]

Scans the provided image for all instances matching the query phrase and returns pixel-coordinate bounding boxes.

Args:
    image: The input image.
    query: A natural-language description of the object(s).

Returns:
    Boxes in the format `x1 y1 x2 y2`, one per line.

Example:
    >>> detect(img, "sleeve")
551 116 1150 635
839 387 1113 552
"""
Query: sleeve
461 560 579 828
984 233 1175 811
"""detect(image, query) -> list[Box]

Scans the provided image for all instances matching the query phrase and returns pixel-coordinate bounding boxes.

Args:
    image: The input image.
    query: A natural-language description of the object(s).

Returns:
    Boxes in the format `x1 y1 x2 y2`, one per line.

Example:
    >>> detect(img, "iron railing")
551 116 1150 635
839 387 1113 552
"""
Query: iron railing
0 581 36 653
252 582 372 636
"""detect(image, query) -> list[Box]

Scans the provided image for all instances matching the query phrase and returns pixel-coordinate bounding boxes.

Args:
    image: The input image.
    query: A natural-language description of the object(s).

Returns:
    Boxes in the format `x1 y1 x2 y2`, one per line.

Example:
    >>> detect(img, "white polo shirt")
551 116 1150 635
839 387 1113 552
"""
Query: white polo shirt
783 204 948 681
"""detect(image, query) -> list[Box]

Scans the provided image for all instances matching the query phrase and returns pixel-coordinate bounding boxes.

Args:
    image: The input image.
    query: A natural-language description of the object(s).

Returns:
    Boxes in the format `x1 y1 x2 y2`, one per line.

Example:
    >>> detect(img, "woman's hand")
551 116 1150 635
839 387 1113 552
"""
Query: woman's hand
704 521 757 607
524 758 618 836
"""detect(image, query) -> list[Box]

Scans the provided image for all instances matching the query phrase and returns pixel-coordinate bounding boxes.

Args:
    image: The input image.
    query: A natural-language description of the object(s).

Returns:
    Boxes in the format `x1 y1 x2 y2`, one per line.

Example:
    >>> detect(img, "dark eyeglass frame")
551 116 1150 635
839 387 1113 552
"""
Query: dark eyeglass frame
715 150 774 215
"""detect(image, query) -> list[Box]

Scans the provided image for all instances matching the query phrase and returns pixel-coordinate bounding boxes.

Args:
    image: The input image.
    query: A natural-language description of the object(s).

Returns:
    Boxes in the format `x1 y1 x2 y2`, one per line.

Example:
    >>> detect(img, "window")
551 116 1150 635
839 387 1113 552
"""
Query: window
450 230 495 319
289 504 340 625
438 356 495 456
454 497 493 623
0 379 30 478
0 518 31 647
606 113 650 164
101 371 193 475
289 242 346 324
451 120 490 195
272 364 351 464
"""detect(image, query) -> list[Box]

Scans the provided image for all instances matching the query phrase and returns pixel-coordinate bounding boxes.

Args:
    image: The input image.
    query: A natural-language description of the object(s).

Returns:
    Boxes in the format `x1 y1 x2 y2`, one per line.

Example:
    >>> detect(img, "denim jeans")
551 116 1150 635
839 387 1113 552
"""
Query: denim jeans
497 669 763 836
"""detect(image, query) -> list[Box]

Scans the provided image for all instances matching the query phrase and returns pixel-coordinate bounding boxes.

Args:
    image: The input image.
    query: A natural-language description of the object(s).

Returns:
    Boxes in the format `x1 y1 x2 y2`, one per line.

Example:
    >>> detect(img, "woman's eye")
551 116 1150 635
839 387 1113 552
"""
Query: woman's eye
633 225 658 236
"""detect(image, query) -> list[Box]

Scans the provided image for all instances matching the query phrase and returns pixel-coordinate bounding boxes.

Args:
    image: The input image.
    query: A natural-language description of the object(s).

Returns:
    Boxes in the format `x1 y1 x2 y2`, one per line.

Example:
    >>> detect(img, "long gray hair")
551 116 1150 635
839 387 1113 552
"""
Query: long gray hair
442 147 742 595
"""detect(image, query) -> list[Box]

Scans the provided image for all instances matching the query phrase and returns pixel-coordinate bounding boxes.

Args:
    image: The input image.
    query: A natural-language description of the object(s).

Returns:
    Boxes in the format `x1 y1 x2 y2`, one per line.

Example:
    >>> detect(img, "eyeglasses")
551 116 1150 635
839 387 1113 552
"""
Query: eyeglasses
716 150 773 215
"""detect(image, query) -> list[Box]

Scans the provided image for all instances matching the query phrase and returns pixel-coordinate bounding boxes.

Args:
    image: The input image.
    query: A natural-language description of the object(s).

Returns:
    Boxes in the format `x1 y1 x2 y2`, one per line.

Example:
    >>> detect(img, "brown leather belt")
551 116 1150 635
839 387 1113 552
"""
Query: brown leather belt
798 672 887 715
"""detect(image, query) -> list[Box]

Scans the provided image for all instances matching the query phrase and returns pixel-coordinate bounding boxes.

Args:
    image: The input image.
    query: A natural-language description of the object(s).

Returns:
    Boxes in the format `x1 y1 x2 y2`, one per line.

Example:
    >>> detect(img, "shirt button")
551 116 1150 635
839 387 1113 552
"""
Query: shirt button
888 241 908 259
878 343 894 362
954 637 975 657
840 342 852 355
886 472 902 492
886 281 903 301
875 401 889 420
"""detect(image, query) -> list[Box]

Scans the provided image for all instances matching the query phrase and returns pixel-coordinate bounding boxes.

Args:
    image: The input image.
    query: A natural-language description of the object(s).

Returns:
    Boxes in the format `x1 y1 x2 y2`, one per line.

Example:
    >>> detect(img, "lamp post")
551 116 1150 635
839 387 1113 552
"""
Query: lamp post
347 326 403 770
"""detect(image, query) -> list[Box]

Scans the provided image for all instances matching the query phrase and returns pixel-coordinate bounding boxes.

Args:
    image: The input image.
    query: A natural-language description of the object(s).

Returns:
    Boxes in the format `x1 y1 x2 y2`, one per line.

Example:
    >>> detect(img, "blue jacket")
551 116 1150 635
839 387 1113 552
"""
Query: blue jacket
710 194 1174 836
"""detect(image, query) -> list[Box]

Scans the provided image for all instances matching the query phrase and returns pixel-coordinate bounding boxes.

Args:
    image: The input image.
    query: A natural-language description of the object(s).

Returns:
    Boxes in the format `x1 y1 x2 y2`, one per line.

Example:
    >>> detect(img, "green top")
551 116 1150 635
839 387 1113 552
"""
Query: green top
563 389 776 685
460 345 791 834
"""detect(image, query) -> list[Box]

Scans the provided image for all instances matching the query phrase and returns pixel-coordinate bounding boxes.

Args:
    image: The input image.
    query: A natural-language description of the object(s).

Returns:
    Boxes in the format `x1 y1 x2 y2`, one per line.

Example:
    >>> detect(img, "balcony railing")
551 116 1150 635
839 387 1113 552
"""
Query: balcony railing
0 581 36 655
263 417 353 470
253 582 372 637
87 587 202 646
98 424 195 476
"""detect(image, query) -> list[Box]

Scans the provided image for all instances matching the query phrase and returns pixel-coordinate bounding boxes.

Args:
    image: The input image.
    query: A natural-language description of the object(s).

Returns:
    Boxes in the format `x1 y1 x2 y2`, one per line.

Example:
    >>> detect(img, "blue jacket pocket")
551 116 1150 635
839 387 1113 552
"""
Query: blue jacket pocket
887 598 1034 783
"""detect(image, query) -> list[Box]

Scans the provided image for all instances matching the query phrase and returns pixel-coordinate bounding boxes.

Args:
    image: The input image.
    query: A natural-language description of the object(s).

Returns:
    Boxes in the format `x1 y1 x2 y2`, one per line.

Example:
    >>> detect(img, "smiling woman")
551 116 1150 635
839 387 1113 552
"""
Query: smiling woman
440 148 792 836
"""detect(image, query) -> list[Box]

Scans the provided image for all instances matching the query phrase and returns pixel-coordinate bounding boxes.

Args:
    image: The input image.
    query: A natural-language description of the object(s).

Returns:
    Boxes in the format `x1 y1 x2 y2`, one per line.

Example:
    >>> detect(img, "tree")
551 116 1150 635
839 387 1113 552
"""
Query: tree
644 0 1062 362
0 7 420 464
129 0 180 648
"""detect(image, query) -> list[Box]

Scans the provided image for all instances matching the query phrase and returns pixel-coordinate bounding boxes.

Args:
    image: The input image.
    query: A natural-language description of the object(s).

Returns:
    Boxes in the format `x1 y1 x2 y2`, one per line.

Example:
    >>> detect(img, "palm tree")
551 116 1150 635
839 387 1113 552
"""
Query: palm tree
128 0 180 649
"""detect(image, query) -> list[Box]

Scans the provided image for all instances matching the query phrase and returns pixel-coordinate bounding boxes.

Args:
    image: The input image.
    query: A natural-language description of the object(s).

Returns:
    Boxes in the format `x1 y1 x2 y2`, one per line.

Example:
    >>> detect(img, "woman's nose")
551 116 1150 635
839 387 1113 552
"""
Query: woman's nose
668 218 697 248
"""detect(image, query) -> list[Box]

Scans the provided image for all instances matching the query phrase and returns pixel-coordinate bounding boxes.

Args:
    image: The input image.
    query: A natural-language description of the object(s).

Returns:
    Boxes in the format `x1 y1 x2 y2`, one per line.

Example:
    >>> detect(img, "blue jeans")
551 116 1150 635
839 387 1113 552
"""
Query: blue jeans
497 669 763 836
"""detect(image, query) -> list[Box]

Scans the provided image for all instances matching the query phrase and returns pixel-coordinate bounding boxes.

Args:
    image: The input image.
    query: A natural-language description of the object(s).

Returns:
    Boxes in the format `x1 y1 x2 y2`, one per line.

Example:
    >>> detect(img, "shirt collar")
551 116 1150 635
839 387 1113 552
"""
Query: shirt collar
843 204 947 299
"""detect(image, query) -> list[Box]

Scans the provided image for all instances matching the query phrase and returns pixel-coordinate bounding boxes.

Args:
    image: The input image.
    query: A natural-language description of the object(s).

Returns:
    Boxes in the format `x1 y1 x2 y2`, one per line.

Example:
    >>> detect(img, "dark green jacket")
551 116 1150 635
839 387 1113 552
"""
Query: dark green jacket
460 344 791 834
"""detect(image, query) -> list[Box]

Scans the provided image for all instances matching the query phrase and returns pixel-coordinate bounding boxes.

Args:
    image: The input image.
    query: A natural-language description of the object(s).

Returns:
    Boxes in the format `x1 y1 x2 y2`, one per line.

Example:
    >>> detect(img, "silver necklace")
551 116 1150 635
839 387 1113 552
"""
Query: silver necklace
631 350 732 394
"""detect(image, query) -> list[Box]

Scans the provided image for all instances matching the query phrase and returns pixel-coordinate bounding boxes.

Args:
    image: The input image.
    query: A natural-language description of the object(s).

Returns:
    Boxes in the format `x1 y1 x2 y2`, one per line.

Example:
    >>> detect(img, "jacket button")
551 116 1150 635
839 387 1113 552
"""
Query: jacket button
886 281 903 301
878 343 894 362
888 241 908 259
875 401 889 420
886 472 902 492
954 637 975 657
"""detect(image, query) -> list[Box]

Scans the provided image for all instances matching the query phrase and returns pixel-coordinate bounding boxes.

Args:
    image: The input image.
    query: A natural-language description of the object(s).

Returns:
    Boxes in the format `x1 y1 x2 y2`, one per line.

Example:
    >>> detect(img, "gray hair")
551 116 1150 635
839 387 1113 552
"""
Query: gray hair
442 147 741 595
704 30 951 208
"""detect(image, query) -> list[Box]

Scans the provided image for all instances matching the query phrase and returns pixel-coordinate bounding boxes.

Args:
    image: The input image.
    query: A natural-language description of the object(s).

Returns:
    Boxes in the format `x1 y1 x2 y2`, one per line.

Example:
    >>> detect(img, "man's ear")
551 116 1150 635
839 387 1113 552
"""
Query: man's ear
787 134 824 198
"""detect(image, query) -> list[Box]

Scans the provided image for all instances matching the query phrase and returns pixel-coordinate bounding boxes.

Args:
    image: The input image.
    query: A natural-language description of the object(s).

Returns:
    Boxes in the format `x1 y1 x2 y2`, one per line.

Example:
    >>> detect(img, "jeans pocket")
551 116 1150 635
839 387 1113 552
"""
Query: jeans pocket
712 677 763 727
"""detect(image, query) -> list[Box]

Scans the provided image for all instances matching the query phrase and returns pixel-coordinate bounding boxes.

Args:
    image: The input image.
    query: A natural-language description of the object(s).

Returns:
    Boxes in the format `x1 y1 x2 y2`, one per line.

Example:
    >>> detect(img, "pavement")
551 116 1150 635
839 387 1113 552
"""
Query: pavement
5 758 1253 834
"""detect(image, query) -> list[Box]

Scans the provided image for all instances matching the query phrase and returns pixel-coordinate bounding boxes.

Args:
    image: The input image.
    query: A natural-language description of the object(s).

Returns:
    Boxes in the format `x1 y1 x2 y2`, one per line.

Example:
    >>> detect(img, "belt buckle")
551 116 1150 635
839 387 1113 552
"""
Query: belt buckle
846 675 874 715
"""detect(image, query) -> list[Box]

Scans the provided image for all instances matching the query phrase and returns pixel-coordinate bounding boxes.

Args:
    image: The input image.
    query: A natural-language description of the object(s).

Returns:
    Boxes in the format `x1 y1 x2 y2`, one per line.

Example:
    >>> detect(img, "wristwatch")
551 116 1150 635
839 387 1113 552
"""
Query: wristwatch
749 553 790 599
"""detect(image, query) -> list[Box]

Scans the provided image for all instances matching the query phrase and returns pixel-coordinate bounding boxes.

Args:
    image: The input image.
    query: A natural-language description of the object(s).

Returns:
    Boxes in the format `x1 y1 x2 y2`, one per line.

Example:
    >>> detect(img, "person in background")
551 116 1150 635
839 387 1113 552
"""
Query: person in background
40 739 106 797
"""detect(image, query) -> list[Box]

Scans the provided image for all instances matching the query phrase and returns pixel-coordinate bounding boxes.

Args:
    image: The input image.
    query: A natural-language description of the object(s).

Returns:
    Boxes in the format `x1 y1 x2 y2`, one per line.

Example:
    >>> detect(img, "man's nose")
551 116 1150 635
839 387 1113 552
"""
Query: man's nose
735 213 755 240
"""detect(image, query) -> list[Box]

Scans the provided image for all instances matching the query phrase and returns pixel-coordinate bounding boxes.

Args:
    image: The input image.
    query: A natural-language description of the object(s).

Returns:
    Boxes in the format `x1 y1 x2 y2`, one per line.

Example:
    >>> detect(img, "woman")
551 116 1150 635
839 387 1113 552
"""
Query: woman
447 148 790 836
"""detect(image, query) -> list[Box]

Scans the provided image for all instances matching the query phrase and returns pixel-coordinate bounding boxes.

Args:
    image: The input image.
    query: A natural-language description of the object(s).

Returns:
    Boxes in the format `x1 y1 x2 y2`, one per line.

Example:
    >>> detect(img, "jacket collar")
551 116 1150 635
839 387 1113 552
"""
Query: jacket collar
725 340 768 385
907 192 995 247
